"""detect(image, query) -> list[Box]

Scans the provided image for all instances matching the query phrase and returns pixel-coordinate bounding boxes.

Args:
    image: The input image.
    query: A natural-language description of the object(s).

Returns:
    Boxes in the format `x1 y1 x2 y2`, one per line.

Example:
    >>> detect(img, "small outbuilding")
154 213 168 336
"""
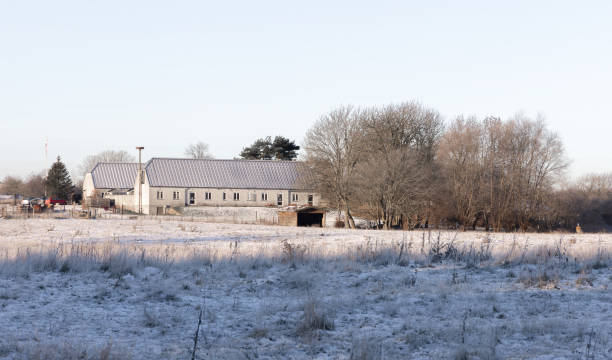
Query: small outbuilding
278 207 326 227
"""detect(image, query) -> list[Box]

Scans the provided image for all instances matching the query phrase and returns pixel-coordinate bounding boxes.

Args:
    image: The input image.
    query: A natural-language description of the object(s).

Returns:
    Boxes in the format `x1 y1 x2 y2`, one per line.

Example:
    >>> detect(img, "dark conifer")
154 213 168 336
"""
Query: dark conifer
45 156 73 200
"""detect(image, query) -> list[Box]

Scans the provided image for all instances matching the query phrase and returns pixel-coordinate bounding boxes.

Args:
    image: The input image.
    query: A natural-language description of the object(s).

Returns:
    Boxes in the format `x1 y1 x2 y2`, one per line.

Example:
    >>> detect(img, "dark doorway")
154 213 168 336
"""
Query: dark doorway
277 194 283 206
297 212 323 227
189 192 195 205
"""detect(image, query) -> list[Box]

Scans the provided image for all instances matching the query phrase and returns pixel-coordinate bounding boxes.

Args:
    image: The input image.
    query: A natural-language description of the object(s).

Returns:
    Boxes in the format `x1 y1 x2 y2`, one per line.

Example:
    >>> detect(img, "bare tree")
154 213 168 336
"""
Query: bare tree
21 173 46 198
304 106 363 228
357 102 443 229
554 172 612 231
577 172 612 197
438 115 568 231
78 150 136 176
306 102 569 232
484 116 568 230
0 176 23 195
356 148 425 229
437 116 486 230
185 142 213 159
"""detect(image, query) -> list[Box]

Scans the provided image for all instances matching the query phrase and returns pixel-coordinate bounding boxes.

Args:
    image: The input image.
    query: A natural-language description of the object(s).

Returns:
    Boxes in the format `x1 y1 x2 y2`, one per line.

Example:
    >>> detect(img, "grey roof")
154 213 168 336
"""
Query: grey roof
145 158 312 190
91 163 139 189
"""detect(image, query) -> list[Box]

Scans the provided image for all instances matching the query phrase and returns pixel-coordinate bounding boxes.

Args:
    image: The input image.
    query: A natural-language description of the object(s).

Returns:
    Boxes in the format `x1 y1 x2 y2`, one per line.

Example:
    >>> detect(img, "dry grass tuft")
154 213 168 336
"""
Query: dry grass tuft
297 298 334 335
350 334 382 360
16 340 131 360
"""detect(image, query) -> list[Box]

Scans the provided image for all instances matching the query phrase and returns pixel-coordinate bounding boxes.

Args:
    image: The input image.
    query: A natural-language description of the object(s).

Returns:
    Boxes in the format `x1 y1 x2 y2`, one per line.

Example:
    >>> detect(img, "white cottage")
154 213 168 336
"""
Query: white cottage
84 158 320 215
83 162 138 198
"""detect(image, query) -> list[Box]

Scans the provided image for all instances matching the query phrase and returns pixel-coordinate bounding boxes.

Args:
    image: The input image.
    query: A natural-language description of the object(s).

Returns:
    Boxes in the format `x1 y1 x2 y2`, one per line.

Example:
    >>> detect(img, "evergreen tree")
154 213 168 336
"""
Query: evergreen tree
239 136 300 160
240 137 274 160
272 136 300 160
45 156 73 199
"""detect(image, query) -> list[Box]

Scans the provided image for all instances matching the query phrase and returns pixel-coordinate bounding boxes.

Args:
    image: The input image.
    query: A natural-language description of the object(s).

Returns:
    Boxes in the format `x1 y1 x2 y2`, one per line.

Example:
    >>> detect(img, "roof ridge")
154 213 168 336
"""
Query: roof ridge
143 157 310 190
94 162 140 165
149 157 301 163
90 162 139 189
91 163 101 173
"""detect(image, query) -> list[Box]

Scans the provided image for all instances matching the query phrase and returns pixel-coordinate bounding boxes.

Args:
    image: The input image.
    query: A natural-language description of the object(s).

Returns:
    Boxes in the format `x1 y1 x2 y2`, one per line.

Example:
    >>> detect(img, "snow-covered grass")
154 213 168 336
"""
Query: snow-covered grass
0 218 610 359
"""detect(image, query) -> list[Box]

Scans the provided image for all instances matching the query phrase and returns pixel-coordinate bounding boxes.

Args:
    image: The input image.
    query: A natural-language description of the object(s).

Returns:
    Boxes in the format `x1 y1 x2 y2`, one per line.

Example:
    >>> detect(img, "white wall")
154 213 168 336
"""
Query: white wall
84 169 324 215
143 187 320 214
82 173 96 198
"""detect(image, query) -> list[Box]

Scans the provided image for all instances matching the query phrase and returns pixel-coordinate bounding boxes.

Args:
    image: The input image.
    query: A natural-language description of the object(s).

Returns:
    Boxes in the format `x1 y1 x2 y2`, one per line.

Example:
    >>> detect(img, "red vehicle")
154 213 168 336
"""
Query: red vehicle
45 198 67 206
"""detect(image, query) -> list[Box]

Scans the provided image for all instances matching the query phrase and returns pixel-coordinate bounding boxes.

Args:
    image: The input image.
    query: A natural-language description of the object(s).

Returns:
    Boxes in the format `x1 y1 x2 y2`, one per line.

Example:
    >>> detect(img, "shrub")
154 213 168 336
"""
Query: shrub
350 335 382 360
281 239 307 265
297 298 334 335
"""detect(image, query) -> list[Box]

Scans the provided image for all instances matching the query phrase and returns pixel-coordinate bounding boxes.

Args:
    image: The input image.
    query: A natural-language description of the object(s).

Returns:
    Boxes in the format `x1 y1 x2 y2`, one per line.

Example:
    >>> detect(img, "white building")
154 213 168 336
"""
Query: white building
83 158 320 215
83 162 138 198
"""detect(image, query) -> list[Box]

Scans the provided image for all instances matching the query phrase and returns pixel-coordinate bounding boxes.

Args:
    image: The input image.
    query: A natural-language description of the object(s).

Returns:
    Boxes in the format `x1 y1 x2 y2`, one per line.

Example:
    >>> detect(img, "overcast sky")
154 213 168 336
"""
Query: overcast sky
1 0 611 180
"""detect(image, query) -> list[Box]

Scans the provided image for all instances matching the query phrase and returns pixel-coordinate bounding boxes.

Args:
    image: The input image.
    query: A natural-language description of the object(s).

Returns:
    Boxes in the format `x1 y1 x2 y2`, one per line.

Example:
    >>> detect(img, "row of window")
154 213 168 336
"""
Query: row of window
196 191 273 204
156 191 313 205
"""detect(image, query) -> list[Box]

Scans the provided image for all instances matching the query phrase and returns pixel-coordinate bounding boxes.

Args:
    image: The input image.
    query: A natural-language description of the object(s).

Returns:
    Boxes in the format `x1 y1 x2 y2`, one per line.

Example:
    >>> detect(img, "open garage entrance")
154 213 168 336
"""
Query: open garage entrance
278 207 326 227
297 212 324 227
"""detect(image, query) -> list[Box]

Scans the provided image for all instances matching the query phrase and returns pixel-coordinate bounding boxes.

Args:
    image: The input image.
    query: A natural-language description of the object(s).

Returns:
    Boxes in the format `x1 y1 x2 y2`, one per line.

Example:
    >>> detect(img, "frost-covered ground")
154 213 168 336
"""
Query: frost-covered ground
0 218 610 359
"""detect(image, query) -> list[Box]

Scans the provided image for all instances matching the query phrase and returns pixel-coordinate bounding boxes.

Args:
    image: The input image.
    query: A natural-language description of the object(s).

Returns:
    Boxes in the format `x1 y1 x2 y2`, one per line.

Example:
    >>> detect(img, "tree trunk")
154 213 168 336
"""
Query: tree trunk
383 214 390 230
343 200 356 229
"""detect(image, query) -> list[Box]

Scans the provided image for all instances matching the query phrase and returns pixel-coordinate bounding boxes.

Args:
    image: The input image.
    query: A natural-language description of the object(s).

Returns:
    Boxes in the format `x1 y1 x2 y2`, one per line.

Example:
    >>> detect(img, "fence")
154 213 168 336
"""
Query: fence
0 205 83 219
0 204 282 225
175 206 279 225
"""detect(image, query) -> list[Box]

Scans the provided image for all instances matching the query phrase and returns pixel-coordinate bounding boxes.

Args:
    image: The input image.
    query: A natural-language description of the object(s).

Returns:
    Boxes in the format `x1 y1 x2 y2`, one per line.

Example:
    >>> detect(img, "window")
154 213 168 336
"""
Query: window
189 192 195 205
292 193 299 202
261 193 268 201
233 192 240 201
222 192 227 201
156 191 164 200
173 191 180 200
277 194 283 206
205 192 212 200
308 194 314 206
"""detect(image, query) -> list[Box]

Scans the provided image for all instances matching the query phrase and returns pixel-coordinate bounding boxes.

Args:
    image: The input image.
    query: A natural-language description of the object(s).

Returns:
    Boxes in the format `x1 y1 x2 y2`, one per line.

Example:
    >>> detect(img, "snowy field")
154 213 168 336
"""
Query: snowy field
0 218 610 359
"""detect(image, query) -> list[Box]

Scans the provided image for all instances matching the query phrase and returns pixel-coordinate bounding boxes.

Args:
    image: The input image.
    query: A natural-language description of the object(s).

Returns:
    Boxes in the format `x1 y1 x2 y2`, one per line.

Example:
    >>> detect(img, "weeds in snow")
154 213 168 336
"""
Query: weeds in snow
0 231 608 278
0 220 609 359
297 297 335 335
350 334 382 360
17 340 130 360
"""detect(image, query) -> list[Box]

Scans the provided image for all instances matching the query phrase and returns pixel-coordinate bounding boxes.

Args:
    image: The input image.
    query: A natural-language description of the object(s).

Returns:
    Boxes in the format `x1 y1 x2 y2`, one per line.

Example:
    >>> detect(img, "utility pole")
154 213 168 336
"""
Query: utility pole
136 146 144 215
44 137 49 199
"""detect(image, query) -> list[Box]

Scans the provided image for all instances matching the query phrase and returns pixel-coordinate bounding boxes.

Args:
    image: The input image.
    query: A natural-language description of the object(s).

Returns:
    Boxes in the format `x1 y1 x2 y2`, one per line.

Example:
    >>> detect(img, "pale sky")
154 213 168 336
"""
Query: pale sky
1 0 611 180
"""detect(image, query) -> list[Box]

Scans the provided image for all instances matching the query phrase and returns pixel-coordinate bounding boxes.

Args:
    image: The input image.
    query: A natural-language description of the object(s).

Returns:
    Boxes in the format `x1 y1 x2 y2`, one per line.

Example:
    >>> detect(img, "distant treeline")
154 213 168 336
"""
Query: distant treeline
304 101 612 232
0 157 76 201
0 174 45 198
